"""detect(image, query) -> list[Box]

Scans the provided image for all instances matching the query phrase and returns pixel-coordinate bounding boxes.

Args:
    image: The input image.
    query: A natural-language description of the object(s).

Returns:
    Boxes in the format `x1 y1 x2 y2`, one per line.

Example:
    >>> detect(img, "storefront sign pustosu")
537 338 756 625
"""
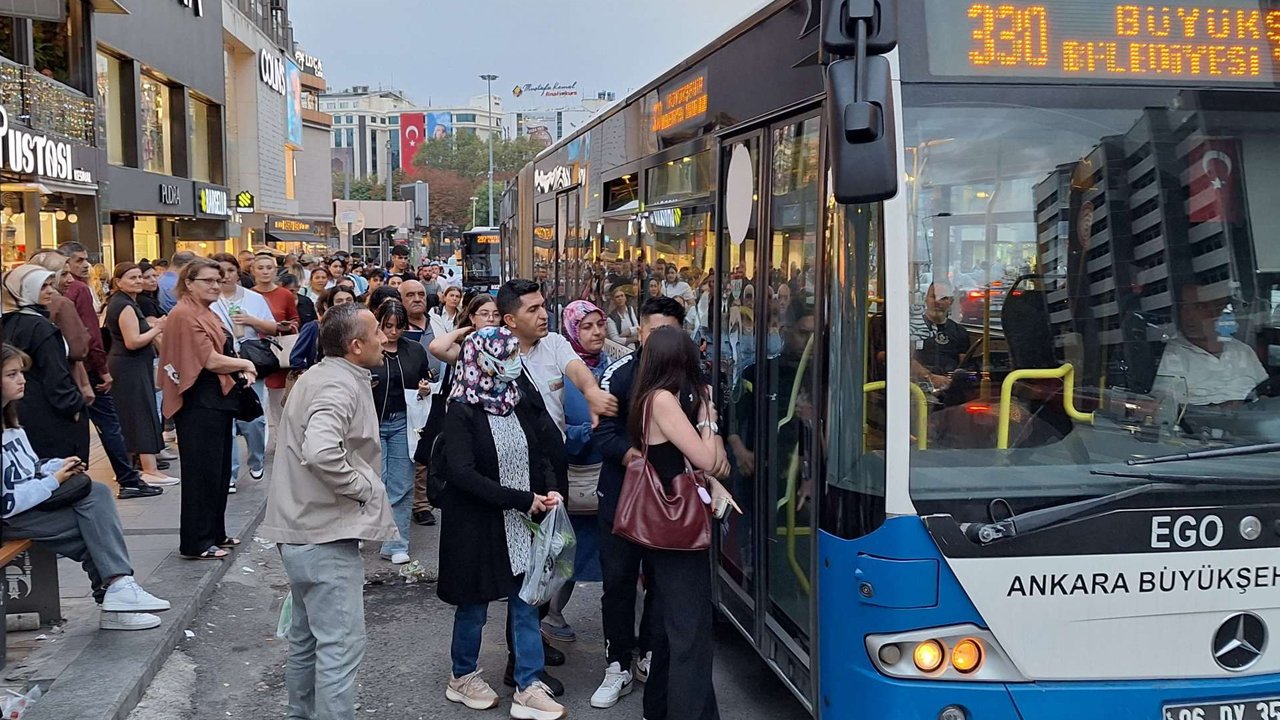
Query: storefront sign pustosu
0 106 91 184
198 185 229 216
259 49 286 96
294 50 324 78
236 191 255 213
159 183 181 205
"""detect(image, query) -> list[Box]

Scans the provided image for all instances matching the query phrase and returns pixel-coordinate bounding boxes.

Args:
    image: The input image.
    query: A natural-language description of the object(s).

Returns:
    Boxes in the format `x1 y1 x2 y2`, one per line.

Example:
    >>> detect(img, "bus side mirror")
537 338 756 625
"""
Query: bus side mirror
826 55 898 203
823 0 897 56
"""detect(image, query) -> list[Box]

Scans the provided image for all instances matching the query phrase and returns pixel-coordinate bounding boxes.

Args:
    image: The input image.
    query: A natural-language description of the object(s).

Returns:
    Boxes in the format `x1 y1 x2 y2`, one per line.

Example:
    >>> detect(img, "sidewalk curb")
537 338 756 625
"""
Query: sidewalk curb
23 485 269 720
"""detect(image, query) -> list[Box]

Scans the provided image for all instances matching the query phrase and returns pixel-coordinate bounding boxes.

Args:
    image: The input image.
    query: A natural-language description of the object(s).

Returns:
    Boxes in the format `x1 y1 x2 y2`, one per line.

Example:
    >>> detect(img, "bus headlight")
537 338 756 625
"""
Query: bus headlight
867 624 1025 682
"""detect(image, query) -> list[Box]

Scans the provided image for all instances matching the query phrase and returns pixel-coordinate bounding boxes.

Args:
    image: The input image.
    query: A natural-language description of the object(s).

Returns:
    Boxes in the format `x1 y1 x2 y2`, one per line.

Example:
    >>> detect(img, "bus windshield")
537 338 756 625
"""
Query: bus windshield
462 230 501 285
901 86 1280 514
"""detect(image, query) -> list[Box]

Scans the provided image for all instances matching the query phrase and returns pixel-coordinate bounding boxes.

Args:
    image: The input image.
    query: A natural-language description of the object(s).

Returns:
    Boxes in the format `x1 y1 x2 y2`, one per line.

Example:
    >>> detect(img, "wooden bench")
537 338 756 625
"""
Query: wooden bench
2 538 62 670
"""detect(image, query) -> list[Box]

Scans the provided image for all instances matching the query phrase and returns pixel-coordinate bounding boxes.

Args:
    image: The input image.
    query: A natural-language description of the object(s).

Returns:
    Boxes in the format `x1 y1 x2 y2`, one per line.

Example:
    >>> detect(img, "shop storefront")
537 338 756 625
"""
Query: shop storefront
103 173 229 263
0 105 103 269
265 215 330 255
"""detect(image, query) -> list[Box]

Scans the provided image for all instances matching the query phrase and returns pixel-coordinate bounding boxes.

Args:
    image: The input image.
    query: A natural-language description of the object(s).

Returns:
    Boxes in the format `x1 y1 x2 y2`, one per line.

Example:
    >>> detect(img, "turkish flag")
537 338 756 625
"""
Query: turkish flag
400 112 426 172
1186 137 1240 224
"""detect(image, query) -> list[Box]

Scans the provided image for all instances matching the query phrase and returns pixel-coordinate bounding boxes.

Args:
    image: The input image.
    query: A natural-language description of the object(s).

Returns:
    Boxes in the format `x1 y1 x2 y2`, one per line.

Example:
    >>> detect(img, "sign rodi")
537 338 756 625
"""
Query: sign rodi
259 49 286 96
0 106 90 183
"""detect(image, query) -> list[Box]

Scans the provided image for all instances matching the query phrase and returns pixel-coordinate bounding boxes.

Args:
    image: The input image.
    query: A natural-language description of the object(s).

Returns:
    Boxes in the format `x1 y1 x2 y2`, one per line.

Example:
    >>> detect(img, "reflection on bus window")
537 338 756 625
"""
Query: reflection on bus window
902 88 1280 517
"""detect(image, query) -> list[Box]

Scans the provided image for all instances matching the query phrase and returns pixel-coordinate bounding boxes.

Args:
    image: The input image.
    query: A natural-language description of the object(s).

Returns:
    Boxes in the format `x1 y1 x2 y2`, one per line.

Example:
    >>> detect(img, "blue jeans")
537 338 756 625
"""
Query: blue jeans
378 412 413 556
452 595 543 689
230 380 267 484
84 386 143 486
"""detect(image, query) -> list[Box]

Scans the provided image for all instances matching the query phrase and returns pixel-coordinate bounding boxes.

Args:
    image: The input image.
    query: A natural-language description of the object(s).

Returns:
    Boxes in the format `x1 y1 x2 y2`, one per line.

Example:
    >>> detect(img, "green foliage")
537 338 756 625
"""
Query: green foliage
331 170 408 201
412 132 544 180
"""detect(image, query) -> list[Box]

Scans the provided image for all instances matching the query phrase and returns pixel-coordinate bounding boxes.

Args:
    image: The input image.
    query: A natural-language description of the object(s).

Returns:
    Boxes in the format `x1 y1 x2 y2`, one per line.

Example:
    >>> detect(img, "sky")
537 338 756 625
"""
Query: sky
288 0 769 107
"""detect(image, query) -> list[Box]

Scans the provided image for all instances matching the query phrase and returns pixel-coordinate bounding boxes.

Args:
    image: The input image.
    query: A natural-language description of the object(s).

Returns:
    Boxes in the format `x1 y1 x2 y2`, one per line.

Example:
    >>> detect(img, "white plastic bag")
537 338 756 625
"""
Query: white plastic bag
1 685 43 719
404 390 431 458
518 503 577 606
276 591 292 639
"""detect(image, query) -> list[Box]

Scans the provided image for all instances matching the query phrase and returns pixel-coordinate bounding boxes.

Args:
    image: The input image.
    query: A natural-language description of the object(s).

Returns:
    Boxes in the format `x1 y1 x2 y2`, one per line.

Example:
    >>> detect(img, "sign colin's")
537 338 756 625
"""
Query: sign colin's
0 106 91 184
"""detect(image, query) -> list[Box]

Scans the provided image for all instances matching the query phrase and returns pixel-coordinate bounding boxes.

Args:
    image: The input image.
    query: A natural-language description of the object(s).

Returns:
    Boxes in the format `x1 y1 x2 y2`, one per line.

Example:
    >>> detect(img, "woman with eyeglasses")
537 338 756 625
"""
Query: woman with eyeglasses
157 258 257 561
369 300 433 565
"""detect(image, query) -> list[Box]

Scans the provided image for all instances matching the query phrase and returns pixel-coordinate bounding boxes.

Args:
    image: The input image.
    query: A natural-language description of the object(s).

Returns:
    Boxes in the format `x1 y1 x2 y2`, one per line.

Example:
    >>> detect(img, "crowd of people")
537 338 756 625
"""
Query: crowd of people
2 244 739 720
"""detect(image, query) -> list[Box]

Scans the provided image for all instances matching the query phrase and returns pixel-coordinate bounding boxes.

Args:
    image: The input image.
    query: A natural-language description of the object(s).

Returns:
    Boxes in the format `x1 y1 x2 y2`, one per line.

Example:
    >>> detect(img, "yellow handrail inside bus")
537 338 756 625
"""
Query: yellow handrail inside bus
997 362 1095 449
863 381 928 450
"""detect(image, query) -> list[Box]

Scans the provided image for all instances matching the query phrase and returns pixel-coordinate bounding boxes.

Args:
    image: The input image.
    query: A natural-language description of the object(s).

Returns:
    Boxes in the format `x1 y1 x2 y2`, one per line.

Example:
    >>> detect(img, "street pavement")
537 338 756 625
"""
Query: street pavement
127 516 813 720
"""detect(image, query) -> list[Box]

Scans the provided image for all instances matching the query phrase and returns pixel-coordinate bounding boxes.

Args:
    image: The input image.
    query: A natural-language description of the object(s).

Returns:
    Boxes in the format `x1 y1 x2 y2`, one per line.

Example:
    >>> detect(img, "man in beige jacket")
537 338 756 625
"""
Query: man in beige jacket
260 302 397 720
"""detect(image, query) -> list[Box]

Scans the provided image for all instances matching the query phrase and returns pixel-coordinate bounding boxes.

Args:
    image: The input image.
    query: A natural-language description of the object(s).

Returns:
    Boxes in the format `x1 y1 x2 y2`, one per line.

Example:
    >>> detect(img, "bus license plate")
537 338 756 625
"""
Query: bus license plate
1163 697 1280 720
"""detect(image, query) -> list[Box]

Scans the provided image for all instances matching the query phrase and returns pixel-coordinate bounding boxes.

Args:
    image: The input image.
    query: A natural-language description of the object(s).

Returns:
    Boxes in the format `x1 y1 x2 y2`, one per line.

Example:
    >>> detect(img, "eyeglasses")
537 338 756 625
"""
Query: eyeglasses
191 277 222 285
474 310 500 320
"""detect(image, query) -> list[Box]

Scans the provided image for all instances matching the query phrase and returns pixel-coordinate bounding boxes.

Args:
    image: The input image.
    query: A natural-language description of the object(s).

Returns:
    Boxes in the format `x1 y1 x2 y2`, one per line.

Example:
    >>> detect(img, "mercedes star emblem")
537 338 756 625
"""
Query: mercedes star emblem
1212 612 1267 672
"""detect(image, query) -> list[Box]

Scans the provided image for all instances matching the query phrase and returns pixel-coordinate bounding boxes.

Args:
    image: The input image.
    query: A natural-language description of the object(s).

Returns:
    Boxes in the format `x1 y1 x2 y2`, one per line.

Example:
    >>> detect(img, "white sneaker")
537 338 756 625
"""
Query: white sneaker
141 473 180 486
590 662 634 708
249 467 264 480
227 481 237 494
634 651 652 683
390 552 411 565
156 447 179 461
100 611 161 631
102 576 171 613
510 681 565 720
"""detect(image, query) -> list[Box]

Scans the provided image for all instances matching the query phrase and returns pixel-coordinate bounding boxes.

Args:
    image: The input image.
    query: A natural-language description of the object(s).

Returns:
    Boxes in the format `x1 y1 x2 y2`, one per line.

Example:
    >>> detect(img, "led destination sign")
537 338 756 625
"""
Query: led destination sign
925 0 1280 83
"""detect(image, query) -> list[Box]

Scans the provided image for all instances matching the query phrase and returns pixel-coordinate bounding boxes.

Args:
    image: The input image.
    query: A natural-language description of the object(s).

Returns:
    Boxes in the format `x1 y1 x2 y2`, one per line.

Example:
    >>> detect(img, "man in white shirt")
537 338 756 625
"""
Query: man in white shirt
497 278 618 432
1154 284 1267 407
660 265 694 308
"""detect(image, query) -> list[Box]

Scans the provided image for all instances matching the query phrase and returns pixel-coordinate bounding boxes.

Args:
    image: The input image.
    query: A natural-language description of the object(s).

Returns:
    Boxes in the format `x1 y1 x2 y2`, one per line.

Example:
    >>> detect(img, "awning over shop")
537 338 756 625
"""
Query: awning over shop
267 230 324 245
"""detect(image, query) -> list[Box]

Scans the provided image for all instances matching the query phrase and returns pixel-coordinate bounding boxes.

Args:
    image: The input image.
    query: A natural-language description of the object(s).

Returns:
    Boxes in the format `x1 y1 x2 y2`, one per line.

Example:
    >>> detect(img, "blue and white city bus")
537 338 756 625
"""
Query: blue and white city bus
499 0 1280 717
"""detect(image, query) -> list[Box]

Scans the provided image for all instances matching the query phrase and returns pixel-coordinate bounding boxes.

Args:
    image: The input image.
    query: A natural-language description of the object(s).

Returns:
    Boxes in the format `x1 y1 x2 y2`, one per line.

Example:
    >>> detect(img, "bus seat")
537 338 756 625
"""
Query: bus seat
999 278 1057 370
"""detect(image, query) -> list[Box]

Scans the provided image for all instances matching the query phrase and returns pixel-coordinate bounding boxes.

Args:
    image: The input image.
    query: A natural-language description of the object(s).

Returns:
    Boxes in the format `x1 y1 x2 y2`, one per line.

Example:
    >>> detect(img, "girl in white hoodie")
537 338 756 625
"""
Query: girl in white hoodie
2 343 171 631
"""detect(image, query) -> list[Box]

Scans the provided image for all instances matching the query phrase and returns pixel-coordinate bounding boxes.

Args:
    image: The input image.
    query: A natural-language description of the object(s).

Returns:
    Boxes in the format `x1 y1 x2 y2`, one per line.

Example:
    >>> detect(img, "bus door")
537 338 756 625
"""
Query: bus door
716 111 823 703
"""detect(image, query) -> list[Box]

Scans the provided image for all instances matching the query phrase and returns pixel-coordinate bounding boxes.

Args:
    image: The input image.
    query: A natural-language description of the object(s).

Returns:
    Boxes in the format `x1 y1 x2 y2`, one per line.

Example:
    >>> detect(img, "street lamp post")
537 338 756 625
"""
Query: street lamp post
480 73 498 227
470 195 478 229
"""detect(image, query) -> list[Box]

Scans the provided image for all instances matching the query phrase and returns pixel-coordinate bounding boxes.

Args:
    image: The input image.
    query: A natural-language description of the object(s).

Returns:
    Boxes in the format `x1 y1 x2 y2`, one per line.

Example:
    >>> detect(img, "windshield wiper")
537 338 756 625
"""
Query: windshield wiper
964 472 1272 545
1126 442 1280 466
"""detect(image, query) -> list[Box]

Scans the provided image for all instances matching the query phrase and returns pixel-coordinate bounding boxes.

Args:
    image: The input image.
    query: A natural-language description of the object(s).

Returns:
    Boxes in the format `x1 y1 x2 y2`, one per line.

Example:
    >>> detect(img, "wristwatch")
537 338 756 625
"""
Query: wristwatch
696 420 719 433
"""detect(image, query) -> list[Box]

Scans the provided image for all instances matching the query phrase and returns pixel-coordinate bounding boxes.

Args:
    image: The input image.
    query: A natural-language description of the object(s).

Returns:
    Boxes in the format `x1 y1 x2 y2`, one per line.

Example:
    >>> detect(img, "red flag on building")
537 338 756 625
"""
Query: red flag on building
399 112 426 172
1186 137 1240 224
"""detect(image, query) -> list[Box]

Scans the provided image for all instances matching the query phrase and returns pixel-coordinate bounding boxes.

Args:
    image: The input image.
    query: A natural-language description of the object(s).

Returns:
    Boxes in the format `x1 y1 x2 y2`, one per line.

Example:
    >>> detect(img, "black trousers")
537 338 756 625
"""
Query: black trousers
642 547 719 720
175 403 233 557
599 520 655 666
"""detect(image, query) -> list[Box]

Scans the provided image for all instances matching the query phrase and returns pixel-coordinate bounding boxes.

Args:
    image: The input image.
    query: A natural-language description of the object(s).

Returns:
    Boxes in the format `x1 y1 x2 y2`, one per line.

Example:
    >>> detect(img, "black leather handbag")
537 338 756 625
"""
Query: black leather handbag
35 472 93 511
238 337 282 376
232 376 264 422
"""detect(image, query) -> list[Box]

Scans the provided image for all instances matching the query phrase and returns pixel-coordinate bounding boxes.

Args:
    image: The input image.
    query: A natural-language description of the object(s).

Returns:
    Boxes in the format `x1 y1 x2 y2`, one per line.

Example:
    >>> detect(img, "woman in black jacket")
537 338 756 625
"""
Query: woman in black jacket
370 300 432 565
0 265 89 460
437 326 566 719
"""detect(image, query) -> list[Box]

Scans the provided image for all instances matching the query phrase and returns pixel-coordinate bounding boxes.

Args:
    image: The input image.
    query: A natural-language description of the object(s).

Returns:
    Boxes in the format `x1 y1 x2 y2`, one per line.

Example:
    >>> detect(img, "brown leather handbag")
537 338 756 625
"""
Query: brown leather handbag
613 400 711 551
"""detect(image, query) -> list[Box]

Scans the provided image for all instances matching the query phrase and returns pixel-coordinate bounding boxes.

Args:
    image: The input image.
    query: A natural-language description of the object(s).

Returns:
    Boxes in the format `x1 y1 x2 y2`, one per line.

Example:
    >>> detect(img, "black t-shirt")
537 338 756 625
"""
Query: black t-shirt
915 318 969 374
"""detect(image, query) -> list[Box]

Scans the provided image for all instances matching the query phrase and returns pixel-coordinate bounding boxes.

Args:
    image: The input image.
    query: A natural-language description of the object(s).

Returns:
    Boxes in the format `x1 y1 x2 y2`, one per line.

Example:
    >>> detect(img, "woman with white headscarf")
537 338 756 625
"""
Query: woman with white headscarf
1 264 90 460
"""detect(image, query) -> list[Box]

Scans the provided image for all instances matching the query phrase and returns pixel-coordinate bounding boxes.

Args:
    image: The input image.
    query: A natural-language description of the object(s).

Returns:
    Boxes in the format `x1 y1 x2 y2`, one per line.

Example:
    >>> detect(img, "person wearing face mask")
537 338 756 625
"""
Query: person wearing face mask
437 326 566 719
368 300 432 565
1 265 89 462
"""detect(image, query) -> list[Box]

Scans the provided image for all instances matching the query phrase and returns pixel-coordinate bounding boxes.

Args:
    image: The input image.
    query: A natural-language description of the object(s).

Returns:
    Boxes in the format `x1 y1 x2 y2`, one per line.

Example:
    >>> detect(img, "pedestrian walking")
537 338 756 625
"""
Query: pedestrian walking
438 326 567 720
369 299 432 564
57 242 159 498
626 326 735 720
104 263 177 486
0 265 89 462
158 257 257 560
259 302 397 720
2 342 172 631
543 300 609 649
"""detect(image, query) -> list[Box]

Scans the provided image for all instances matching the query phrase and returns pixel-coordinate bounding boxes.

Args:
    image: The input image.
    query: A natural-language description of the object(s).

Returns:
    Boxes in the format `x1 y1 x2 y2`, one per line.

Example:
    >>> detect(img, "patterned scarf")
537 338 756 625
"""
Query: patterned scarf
563 299 605 368
448 326 522 416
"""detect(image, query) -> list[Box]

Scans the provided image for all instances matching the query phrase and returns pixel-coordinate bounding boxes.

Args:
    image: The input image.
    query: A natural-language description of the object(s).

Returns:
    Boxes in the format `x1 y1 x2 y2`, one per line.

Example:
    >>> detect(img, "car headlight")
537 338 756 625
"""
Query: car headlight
866 624 1026 682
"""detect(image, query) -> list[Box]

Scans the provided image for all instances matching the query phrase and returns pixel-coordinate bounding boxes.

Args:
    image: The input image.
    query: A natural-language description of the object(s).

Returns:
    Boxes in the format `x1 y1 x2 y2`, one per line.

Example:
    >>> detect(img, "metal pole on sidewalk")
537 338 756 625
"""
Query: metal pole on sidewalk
480 73 498 227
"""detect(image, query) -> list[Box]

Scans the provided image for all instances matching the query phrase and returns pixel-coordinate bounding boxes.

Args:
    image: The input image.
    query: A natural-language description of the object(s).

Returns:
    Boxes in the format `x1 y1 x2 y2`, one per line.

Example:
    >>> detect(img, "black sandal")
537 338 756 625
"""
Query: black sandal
182 547 228 560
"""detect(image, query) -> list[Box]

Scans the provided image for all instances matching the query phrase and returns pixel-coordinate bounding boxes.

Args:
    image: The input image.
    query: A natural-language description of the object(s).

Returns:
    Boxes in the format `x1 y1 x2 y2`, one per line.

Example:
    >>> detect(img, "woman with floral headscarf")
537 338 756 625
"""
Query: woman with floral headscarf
0 265 89 461
437 326 567 719
540 301 609 647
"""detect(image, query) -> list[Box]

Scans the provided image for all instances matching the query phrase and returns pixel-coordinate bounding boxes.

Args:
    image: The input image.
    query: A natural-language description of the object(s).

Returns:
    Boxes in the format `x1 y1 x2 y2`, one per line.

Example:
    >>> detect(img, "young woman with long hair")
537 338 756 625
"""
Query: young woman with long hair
626 326 736 720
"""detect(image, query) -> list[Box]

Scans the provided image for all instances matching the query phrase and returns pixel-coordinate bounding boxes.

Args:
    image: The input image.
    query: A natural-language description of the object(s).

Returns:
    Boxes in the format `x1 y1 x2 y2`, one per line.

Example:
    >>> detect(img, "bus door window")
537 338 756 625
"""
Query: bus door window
760 115 820 644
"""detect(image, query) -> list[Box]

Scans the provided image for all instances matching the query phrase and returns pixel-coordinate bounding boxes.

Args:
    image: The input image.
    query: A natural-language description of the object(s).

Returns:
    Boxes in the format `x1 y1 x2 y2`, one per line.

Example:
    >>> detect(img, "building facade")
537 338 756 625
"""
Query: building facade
95 0 231 265
0 0 109 269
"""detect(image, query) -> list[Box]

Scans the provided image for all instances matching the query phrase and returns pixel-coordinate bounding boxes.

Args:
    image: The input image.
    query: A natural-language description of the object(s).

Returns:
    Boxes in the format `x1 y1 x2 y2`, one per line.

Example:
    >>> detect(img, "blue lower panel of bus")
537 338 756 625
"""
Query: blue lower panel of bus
816 517 1280 719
